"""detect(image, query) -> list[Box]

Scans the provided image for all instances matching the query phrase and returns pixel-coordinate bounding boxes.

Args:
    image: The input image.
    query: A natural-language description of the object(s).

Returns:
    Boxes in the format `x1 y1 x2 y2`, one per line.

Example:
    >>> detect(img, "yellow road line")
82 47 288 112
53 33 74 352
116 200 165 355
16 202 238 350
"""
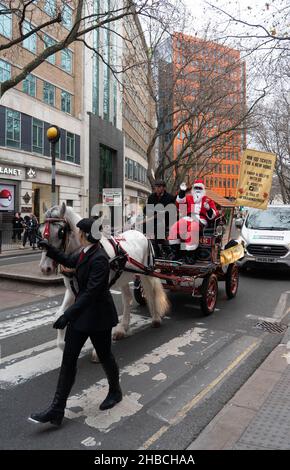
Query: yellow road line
140 340 259 450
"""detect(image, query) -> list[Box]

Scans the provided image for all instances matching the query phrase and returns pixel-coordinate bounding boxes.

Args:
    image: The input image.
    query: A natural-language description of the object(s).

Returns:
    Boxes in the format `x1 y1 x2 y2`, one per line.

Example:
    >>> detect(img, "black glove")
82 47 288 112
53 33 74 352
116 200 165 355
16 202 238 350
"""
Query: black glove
53 314 69 329
207 208 214 218
38 239 50 250
178 183 187 199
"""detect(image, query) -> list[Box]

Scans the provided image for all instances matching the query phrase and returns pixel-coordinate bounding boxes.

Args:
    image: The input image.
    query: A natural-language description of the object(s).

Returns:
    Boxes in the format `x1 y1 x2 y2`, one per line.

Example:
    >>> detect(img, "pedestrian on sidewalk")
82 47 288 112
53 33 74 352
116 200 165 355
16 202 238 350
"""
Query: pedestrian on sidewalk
11 212 23 242
29 217 122 427
21 214 38 249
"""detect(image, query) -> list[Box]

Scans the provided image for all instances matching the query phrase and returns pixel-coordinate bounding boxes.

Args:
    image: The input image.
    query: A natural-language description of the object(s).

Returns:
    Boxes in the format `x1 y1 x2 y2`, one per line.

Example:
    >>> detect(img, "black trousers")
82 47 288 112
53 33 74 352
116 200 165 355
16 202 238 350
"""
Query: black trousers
62 325 115 372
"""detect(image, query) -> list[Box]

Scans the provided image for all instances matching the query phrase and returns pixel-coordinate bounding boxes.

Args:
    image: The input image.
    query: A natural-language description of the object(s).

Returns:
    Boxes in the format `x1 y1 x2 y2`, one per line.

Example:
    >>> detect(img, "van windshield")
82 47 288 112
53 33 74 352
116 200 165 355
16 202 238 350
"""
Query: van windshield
246 208 290 230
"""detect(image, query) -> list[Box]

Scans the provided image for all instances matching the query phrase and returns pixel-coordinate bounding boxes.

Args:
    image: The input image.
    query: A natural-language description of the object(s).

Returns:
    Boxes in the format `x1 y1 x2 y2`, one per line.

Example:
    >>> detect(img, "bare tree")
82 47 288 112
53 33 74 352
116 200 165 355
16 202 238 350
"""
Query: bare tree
0 0 185 98
125 24 267 192
253 92 290 203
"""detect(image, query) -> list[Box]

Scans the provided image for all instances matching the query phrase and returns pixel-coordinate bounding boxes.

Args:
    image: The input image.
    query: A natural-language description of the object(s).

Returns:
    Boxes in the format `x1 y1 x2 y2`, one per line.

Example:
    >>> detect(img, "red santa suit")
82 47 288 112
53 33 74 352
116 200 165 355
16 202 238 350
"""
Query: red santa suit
168 179 219 251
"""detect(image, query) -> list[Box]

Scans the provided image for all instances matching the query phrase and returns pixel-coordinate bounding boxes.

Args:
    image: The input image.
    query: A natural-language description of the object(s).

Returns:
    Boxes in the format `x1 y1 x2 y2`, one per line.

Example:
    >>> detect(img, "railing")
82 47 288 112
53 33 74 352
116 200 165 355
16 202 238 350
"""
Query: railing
0 229 23 252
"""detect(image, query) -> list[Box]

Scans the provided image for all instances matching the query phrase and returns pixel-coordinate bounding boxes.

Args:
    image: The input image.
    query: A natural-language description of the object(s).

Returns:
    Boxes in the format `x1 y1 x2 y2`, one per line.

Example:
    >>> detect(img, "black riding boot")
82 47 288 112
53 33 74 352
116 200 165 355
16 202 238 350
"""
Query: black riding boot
100 355 122 411
29 364 76 426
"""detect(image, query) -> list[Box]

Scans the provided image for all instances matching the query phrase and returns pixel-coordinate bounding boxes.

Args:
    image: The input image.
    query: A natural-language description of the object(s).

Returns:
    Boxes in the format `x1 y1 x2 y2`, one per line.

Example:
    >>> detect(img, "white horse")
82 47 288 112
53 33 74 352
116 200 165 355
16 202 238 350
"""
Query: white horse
39 203 169 358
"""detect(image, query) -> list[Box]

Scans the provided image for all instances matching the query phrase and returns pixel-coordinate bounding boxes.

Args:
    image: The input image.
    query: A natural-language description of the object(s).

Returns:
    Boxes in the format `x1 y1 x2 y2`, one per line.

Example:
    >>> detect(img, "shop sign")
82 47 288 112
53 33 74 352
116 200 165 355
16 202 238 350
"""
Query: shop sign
0 166 22 177
21 207 32 213
26 168 37 179
102 188 122 207
0 183 15 211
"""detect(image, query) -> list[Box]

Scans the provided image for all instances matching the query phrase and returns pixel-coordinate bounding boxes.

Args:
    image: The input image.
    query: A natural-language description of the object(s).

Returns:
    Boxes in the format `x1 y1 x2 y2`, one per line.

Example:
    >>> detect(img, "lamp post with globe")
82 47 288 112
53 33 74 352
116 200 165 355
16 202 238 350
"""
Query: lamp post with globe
47 126 61 206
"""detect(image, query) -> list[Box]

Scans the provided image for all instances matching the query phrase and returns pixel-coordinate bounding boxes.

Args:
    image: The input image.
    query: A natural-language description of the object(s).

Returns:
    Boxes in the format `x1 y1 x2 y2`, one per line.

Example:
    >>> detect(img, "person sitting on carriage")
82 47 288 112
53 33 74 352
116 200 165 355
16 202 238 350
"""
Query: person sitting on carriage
167 179 219 264
143 180 176 258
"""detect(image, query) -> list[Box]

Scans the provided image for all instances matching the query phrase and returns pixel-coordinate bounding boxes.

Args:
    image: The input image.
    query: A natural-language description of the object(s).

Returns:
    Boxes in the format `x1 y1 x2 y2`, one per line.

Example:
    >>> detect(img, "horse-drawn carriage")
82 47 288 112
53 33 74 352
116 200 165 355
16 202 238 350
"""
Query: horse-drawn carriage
134 191 244 316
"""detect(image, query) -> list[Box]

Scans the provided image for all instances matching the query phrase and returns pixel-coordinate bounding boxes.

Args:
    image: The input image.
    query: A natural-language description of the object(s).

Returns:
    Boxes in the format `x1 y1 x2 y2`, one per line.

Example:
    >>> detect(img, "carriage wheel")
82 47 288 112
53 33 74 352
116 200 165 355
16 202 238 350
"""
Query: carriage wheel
225 263 239 299
200 273 218 316
133 278 147 305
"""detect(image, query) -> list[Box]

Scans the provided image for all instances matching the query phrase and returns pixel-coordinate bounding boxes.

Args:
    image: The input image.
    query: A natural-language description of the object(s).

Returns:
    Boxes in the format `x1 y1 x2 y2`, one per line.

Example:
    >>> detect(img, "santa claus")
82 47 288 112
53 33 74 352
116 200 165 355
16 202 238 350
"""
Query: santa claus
167 179 219 264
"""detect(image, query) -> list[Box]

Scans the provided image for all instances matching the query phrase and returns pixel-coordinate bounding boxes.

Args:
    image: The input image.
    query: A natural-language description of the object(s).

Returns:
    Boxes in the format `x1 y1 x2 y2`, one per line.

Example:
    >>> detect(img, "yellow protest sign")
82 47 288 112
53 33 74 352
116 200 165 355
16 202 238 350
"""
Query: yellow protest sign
236 149 276 210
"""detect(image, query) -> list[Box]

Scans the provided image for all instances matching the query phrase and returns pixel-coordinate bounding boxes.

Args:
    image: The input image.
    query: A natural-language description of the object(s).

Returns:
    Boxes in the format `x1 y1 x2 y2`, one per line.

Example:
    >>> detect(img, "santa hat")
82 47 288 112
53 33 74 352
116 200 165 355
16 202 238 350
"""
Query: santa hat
193 179 205 190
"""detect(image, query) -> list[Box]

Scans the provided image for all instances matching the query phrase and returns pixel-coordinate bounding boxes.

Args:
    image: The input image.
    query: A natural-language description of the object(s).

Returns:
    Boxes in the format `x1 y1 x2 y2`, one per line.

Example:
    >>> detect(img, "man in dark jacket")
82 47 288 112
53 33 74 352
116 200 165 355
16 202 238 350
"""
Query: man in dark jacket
143 180 176 258
29 218 121 427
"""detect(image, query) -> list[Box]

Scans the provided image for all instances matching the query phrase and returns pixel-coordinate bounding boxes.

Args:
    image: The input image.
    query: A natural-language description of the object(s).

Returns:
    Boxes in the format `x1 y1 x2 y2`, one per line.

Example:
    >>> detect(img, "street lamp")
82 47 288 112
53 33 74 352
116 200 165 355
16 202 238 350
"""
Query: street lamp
47 125 60 206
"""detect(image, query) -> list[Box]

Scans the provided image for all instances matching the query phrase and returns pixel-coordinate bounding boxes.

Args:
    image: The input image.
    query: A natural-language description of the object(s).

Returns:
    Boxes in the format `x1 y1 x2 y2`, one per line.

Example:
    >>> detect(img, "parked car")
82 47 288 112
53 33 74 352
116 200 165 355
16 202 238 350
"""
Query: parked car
237 205 290 269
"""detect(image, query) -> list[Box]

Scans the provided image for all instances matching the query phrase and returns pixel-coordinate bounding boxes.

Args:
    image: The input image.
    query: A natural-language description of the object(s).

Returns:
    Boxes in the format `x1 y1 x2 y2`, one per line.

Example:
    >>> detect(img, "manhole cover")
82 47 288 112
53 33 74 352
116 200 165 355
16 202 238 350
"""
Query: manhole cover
255 321 288 334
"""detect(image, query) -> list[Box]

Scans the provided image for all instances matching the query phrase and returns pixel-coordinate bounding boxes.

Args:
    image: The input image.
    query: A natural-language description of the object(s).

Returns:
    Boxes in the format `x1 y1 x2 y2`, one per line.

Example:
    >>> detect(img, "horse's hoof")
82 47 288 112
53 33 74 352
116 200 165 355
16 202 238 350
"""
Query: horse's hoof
151 320 161 328
113 330 126 340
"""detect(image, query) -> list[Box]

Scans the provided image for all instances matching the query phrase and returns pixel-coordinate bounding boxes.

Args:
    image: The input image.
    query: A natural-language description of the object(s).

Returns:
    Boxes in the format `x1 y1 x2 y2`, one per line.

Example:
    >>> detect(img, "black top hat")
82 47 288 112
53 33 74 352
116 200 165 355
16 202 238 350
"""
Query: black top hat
76 217 100 243
154 179 166 187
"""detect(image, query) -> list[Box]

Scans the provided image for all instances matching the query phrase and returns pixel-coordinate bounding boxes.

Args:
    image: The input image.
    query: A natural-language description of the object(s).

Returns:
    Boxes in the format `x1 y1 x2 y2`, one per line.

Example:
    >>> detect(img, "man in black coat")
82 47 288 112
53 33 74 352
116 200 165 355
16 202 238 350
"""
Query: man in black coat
29 218 121 427
143 180 176 258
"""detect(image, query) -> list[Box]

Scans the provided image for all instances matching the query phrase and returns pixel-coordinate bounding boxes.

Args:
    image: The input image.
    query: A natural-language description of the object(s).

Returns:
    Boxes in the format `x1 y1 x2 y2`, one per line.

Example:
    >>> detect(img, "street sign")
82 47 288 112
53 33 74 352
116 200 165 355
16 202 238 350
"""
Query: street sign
102 188 122 207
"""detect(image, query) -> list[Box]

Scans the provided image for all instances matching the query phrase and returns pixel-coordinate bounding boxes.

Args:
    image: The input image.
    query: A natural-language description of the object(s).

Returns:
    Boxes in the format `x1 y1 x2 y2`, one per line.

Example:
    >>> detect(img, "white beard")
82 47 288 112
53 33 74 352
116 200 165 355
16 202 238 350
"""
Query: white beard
193 189 205 203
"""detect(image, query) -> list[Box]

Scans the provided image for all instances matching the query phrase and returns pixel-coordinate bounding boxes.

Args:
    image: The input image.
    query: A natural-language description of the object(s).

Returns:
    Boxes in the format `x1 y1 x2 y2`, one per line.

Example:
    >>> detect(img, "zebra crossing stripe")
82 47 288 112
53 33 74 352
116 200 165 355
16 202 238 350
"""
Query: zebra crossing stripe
0 313 152 389
0 307 59 339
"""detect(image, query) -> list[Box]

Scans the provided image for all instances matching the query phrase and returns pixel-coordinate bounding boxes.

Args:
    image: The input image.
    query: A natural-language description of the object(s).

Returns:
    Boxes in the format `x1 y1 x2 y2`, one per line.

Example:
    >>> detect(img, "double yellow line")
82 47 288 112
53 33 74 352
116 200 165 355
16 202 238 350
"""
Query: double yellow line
140 340 259 450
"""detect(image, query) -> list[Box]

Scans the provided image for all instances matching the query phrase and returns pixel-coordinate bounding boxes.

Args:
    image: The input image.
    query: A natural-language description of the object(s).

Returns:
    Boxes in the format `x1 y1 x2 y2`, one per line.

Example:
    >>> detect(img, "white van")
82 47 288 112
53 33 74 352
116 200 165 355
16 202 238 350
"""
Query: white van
236 205 290 269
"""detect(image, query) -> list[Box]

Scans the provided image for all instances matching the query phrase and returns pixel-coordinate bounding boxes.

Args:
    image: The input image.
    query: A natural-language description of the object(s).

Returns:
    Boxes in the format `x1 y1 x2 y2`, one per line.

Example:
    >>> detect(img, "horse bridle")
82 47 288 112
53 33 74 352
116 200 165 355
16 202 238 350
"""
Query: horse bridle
41 217 70 251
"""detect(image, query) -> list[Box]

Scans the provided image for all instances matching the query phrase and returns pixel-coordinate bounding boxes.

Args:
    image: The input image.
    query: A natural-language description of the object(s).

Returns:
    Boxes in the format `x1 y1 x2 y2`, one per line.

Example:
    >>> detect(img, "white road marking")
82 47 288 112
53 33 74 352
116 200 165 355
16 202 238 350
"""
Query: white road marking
152 373 167 381
110 290 122 295
81 437 98 447
66 328 206 431
0 307 59 339
0 314 154 389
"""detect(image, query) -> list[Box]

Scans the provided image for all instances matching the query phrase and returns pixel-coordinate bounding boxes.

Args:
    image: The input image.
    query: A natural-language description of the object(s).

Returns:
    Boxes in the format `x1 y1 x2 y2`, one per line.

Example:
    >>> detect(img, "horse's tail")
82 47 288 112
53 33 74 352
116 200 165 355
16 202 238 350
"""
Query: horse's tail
141 275 170 321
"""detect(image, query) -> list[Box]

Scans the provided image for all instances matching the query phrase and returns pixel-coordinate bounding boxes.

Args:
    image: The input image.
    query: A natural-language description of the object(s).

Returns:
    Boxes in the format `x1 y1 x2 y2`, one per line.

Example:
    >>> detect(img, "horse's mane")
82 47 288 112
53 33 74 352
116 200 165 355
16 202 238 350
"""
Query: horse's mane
64 206 82 231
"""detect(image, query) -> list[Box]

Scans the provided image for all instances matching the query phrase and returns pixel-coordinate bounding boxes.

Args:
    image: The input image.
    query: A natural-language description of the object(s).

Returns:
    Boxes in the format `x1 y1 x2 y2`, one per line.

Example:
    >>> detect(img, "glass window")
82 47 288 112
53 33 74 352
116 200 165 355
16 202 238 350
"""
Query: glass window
23 21 37 53
125 159 128 178
32 118 44 154
43 81 55 106
6 109 20 148
44 0 56 16
43 34 56 64
0 59 11 82
23 74 36 97
66 132 75 162
99 145 113 199
62 4 73 29
55 138 60 159
61 90 72 114
0 3 12 38
60 49 72 73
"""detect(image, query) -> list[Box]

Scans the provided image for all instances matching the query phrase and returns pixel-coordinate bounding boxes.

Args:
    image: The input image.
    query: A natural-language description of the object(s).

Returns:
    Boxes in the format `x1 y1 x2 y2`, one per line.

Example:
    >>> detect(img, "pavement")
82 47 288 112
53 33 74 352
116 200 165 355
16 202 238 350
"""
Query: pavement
187 327 290 450
0 259 62 284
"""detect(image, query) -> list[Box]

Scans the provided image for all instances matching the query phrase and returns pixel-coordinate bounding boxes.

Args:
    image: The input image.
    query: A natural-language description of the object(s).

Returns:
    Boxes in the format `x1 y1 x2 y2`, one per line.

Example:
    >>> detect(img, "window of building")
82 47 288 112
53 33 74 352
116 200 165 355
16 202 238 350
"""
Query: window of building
62 4 73 29
23 21 37 53
99 145 113 199
6 109 20 148
61 90 72 114
55 138 60 159
128 159 133 179
32 118 44 154
44 0 56 16
22 74 36 97
61 49 72 73
66 132 75 162
66 199 73 207
0 59 11 82
125 159 128 178
43 81 55 106
43 34 56 64
0 3 12 38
